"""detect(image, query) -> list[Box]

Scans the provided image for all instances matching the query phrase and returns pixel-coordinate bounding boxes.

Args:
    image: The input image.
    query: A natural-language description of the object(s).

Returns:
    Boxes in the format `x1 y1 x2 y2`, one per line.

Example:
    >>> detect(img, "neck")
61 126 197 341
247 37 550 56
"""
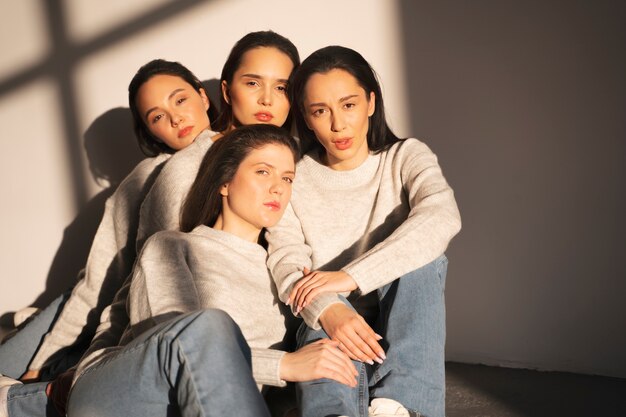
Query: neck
212 214 261 244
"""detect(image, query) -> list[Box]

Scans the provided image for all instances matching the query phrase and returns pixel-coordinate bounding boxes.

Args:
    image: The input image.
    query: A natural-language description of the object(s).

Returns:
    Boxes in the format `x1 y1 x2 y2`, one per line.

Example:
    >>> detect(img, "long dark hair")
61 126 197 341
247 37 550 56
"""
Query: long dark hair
212 31 300 133
180 124 299 233
291 45 402 156
128 59 218 157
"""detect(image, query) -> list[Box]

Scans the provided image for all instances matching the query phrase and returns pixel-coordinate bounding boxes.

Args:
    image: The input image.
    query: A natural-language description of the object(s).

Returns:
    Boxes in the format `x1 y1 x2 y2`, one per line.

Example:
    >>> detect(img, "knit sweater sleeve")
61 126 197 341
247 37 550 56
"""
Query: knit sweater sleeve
251 348 287 387
29 156 167 371
135 130 215 251
266 203 343 330
343 139 462 295
127 233 200 337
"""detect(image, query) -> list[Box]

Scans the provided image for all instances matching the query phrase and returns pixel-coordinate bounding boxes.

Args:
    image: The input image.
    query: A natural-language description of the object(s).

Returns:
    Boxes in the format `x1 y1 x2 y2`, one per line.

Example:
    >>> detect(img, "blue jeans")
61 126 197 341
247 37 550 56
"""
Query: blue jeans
0 293 72 379
67 309 271 417
296 255 448 417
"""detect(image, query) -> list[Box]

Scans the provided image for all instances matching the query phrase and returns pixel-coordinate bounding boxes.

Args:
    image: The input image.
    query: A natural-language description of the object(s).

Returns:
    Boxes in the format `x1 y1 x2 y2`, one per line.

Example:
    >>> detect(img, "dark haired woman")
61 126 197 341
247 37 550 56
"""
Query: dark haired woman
67 125 357 417
266 46 461 417
0 59 216 417
136 30 300 248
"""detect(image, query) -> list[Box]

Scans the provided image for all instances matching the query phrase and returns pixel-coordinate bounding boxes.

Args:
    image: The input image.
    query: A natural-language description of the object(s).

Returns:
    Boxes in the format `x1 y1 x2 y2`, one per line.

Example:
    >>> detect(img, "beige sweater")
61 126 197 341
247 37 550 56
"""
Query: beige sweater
29 153 171 370
127 226 288 388
74 129 219 378
266 138 462 329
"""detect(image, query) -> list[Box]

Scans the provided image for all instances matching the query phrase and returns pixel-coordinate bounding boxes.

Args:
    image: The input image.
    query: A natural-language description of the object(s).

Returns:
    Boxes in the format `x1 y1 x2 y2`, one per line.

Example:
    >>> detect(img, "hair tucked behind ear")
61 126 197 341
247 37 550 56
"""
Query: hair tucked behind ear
180 124 299 233
128 59 218 157
290 45 402 156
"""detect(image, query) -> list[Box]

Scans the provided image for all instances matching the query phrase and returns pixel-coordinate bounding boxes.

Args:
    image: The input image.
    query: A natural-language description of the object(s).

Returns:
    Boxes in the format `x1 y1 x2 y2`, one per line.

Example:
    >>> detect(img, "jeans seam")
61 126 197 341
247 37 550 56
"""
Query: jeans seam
173 338 207 417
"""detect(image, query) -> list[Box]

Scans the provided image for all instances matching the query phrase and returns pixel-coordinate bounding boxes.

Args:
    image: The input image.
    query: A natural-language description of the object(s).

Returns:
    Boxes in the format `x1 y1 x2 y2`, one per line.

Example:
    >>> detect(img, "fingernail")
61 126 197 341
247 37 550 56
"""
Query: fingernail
286 300 290 306
366 359 374 365
375 357 384 364
375 333 383 340
379 352 386 360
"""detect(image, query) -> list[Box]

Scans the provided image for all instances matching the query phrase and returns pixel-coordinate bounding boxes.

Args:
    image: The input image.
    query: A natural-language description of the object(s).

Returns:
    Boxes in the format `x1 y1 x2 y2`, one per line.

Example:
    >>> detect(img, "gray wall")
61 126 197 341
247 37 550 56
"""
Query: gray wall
398 1 626 377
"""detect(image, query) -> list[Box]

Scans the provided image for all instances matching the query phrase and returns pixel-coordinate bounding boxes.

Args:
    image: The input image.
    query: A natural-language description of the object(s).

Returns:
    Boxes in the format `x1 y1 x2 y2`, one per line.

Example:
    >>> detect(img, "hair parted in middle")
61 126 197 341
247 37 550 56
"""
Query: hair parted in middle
290 45 402 156
212 30 301 133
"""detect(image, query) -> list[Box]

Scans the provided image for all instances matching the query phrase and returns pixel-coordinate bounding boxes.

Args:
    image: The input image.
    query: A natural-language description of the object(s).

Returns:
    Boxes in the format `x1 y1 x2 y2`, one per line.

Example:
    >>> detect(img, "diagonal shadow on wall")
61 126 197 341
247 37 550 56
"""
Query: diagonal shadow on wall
0 0 214 310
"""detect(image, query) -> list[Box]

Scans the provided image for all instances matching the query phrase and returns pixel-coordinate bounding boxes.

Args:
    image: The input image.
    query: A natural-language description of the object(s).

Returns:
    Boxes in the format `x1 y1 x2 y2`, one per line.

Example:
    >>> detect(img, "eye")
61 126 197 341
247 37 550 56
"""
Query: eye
256 169 269 175
246 80 260 87
151 114 164 124
312 108 326 117
176 96 187 105
344 102 356 109
283 176 294 184
276 85 287 94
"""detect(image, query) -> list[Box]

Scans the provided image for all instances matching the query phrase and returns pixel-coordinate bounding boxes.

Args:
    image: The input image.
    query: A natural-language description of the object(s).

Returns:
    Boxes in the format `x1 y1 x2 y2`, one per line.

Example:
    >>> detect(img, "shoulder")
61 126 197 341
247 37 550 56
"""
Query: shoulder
141 230 190 256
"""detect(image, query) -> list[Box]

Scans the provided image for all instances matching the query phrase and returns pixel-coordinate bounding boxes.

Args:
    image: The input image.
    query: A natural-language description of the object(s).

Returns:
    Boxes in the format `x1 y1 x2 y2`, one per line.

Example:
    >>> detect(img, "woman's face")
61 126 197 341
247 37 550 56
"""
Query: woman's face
219 143 295 240
136 74 210 151
302 69 375 171
222 47 294 129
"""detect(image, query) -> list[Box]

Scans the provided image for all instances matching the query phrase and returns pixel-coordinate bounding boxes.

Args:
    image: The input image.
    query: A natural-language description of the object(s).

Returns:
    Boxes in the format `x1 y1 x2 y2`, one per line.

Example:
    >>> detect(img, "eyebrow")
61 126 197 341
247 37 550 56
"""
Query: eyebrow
307 94 360 108
240 73 289 84
254 162 295 176
144 88 186 119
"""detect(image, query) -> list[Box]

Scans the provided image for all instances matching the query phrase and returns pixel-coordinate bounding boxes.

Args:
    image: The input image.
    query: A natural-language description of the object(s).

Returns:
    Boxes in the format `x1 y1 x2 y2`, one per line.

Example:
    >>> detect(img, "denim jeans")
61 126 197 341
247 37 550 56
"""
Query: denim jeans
0 293 69 379
67 309 271 417
296 255 448 417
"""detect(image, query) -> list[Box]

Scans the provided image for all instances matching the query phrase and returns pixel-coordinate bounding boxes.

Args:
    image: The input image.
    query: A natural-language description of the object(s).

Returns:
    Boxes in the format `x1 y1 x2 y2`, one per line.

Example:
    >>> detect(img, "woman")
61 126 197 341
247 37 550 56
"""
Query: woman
67 124 357 417
266 46 462 417
0 59 216 417
136 29 299 248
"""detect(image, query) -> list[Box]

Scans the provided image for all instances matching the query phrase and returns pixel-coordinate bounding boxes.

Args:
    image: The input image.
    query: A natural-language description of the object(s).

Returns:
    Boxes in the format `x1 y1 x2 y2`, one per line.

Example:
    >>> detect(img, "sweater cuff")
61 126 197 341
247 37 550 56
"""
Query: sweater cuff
300 293 344 330
344 261 388 296
251 348 286 387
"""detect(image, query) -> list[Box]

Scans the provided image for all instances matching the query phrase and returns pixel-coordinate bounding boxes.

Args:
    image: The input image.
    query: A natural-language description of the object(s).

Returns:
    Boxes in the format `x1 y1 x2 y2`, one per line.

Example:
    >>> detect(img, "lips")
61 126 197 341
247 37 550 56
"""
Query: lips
178 126 194 138
333 137 353 151
255 112 274 122
264 201 281 211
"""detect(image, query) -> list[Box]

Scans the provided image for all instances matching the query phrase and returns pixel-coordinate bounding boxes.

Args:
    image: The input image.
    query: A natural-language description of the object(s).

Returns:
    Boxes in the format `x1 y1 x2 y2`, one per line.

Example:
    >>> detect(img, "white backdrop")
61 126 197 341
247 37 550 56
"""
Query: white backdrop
1 0 625 379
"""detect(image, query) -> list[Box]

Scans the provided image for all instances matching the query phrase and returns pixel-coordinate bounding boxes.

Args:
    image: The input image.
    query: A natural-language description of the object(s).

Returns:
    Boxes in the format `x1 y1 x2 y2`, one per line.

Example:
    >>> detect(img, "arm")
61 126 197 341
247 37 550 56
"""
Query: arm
266 203 344 329
343 139 461 295
29 157 167 371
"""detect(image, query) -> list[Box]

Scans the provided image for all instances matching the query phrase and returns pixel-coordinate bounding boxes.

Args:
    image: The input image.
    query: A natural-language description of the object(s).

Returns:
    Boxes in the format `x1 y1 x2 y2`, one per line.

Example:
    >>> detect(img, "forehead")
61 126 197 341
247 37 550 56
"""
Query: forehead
303 69 365 102
136 74 194 106
235 47 294 77
240 143 295 170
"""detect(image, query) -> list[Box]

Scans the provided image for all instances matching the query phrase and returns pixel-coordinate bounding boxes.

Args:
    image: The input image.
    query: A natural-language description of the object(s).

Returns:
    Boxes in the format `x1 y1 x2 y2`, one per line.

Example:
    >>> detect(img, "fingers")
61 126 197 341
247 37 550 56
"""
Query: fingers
310 340 358 387
333 317 385 364
288 269 316 307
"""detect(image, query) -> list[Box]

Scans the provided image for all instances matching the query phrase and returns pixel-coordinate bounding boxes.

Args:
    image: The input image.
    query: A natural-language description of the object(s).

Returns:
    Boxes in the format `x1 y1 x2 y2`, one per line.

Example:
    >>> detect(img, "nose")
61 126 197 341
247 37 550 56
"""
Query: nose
171 113 183 127
270 178 284 195
259 86 273 106
330 112 345 132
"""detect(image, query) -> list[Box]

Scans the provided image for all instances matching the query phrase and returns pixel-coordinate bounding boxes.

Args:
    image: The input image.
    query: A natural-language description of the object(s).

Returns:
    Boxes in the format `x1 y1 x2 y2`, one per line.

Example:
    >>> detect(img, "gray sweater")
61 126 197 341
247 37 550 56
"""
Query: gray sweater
128 226 288 388
29 153 171 370
75 129 219 377
266 138 462 329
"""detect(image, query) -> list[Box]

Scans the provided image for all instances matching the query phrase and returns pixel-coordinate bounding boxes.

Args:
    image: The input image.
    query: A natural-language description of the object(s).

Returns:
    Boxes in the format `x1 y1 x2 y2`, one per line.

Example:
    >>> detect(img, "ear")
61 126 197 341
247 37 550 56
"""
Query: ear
221 80 230 105
199 88 210 111
367 91 376 117
220 183 229 197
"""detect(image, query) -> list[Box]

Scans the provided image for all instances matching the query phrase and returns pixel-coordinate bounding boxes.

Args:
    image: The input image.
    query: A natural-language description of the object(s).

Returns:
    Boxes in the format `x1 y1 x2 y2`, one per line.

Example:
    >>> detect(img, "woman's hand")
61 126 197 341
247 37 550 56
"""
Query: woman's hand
319 303 385 365
279 339 358 387
19 369 41 383
289 269 358 313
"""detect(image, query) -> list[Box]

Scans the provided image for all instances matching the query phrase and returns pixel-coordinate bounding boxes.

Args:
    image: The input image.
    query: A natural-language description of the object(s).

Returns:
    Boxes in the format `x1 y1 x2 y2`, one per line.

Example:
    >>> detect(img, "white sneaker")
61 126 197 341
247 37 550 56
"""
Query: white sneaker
0 375 22 417
13 307 40 327
0 375 22 389
368 398 421 417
